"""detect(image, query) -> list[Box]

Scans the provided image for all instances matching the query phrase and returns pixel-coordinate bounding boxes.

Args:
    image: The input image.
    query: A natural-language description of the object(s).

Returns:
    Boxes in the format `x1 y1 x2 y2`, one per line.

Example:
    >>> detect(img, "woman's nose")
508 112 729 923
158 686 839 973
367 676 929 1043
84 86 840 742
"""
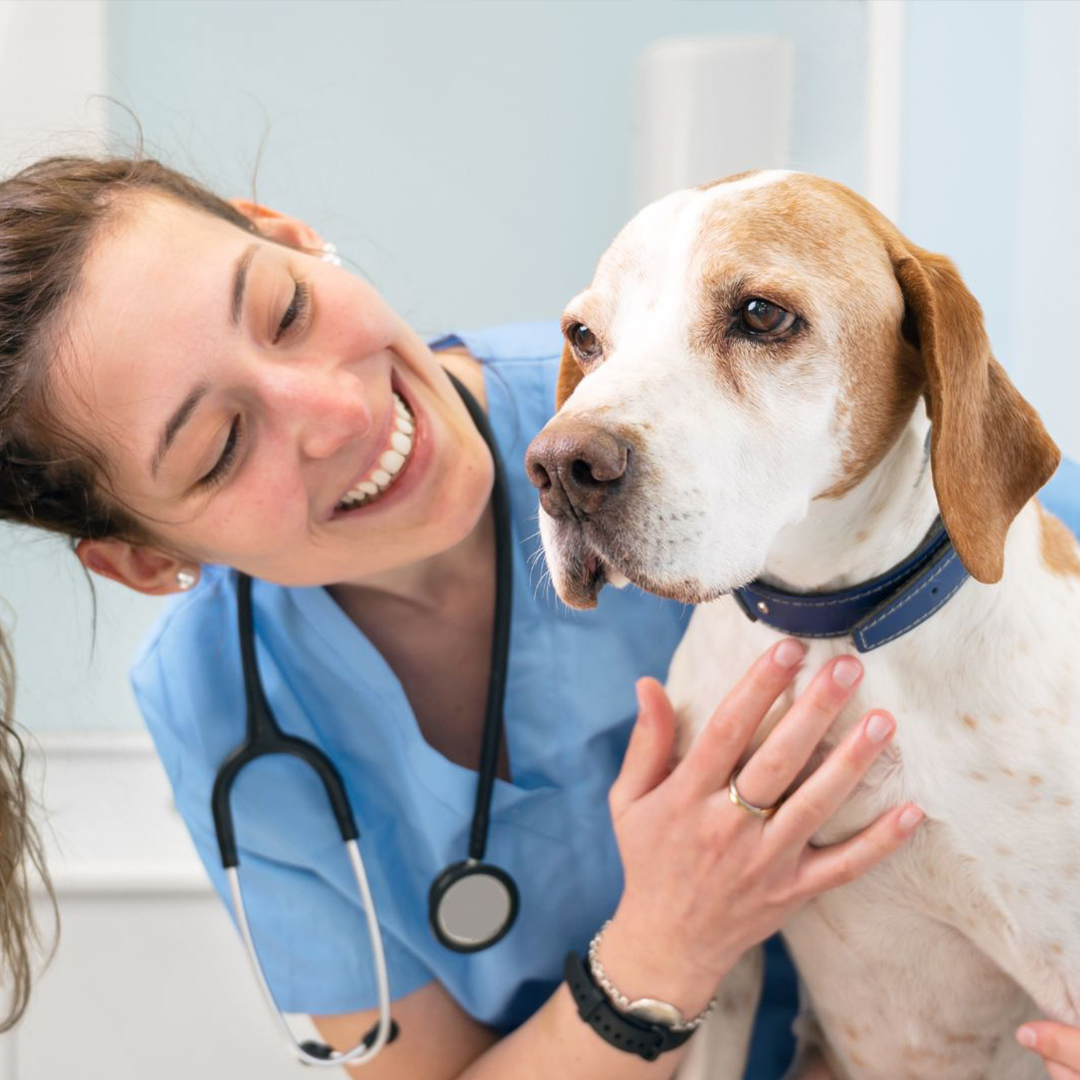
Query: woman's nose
276 368 373 460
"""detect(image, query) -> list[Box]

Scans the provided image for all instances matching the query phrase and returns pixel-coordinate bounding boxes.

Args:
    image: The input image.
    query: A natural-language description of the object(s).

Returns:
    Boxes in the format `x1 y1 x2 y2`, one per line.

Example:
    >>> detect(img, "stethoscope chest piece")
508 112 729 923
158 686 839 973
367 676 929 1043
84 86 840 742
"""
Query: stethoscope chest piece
429 859 519 953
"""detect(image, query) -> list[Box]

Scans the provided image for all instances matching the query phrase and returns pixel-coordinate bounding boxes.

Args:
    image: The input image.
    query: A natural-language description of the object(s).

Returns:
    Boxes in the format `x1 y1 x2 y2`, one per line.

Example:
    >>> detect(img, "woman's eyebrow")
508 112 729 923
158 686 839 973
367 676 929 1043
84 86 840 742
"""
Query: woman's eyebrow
150 382 210 479
230 243 259 327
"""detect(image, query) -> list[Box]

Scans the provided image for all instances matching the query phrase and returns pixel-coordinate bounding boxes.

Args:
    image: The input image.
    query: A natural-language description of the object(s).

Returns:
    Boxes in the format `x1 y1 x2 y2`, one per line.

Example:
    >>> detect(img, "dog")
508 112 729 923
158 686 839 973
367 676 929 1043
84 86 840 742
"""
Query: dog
525 170 1080 1080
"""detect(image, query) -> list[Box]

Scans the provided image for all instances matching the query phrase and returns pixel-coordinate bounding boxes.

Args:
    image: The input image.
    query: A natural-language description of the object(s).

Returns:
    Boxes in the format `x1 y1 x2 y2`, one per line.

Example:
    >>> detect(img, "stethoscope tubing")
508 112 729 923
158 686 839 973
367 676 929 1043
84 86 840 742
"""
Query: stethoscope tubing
214 370 518 1066
228 839 393 1067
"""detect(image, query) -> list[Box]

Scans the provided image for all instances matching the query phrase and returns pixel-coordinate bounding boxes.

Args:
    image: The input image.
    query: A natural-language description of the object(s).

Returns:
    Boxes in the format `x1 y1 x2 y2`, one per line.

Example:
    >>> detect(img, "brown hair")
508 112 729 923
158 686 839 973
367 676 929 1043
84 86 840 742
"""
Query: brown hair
0 153 259 1026
0 629 53 1031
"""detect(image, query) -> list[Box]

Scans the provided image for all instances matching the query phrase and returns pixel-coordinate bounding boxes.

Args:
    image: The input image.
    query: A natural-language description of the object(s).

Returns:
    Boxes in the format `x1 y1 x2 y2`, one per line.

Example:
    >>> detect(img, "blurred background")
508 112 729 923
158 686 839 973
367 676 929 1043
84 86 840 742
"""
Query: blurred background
0 1 1076 1076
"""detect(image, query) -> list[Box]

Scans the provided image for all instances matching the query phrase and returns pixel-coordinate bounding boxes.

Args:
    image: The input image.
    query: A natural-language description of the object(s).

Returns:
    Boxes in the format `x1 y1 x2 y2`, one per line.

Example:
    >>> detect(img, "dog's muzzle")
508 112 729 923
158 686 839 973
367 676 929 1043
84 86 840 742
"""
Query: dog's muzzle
525 417 632 520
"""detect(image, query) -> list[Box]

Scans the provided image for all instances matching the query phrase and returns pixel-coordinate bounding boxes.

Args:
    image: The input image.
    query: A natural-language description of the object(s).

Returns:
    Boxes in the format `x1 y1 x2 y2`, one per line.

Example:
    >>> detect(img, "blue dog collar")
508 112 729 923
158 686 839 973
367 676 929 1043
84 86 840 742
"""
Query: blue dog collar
732 517 970 653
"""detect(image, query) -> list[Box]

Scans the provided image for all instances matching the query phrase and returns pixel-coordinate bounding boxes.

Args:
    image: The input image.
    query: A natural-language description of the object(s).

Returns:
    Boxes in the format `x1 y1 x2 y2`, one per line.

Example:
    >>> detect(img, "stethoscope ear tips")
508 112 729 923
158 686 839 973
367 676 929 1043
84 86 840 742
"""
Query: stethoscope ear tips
298 1041 336 1061
298 1020 400 1062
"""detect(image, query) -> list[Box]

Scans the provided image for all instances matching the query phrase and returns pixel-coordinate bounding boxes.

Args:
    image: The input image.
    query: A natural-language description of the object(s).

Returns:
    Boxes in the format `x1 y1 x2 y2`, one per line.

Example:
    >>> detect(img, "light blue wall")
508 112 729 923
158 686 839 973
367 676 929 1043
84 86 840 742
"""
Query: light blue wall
900 0 1080 461
106 0 867 340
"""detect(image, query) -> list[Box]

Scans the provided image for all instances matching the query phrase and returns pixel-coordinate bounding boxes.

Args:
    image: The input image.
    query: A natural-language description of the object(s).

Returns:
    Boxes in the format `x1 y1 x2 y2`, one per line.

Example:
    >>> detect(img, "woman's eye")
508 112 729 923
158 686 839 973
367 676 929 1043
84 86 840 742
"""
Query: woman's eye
567 322 601 360
739 299 796 336
198 416 242 489
274 280 311 343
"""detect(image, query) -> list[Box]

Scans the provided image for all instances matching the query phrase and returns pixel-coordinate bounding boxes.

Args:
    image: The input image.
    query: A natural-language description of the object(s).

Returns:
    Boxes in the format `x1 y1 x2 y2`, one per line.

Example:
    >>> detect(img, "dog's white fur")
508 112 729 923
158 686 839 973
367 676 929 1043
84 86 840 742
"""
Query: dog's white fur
532 172 1080 1079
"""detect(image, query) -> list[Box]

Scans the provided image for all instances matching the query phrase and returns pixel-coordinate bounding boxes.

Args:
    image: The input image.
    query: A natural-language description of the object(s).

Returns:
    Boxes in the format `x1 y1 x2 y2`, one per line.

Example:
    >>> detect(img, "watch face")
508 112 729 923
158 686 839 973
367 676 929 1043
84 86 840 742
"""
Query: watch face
624 998 685 1029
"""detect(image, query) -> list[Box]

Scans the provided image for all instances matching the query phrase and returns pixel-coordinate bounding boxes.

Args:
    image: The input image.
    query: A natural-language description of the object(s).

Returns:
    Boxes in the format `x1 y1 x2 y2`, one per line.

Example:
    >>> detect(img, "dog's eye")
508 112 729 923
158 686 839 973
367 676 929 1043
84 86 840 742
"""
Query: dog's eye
740 299 796 336
567 322 601 360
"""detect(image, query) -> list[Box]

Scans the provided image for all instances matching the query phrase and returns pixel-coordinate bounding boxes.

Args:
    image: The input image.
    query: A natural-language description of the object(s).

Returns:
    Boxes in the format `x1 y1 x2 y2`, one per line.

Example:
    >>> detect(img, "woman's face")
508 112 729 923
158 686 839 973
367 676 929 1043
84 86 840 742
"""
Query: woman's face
58 194 493 588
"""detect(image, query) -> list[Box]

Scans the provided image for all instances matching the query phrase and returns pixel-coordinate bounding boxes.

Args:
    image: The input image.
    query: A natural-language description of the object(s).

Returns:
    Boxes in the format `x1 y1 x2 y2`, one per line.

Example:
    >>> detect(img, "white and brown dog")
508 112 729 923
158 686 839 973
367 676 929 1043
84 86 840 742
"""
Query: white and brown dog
526 171 1080 1080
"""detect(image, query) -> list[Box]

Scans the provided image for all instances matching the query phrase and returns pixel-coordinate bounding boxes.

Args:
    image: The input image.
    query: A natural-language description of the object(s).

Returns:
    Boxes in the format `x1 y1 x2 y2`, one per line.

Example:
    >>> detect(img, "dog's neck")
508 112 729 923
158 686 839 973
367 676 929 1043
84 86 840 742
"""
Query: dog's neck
761 406 941 593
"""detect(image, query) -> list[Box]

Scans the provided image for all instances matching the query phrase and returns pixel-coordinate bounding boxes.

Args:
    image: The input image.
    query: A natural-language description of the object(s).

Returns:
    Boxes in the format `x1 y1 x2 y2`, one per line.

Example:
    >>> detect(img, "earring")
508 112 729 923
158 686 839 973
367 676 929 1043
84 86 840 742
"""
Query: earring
175 568 198 592
321 241 343 267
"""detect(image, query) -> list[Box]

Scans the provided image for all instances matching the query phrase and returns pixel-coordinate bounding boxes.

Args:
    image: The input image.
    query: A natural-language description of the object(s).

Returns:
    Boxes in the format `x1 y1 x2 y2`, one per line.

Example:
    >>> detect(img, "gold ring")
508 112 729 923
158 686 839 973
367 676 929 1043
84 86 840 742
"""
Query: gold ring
728 769 781 819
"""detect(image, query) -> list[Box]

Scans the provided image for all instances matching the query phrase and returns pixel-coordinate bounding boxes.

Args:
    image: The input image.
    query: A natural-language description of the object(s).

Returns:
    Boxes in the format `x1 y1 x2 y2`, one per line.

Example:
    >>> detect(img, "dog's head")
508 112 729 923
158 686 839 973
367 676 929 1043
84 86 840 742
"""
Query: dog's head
526 171 1059 608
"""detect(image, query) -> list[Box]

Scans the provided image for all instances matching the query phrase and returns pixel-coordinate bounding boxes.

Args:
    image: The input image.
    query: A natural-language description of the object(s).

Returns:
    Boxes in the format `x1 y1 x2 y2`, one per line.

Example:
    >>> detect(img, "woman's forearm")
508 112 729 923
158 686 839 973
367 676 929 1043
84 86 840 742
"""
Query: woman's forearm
458 978 695 1080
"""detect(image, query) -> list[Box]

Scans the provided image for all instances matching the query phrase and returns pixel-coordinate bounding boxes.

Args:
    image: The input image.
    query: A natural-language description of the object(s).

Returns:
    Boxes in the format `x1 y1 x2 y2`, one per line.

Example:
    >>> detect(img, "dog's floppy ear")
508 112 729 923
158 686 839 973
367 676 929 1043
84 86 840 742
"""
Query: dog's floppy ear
555 340 585 409
890 241 1060 583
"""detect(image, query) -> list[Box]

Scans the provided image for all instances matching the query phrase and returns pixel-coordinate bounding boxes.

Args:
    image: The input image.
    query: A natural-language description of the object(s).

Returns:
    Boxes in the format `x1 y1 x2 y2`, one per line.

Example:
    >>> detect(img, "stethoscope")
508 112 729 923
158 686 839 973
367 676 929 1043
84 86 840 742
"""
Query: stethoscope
210 373 518 1067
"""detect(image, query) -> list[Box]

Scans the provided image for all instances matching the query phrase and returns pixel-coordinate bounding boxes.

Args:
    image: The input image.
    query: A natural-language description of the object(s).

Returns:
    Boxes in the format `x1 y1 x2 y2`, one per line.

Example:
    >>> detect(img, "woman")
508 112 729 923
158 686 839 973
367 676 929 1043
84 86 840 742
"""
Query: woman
0 153 1074 1079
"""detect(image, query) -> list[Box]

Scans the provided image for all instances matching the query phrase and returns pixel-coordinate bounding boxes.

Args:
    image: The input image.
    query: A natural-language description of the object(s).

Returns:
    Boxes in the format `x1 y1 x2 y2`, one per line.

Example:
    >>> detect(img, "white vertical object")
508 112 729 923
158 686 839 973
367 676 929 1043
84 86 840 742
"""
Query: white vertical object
864 0 906 222
635 36 793 208
0 0 107 173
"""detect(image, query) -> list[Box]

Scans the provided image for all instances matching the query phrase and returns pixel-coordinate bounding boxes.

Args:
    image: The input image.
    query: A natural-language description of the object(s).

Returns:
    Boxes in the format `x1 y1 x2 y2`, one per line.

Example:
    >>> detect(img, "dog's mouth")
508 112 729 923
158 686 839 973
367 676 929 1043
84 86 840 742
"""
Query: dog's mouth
561 548 609 609
552 522 731 609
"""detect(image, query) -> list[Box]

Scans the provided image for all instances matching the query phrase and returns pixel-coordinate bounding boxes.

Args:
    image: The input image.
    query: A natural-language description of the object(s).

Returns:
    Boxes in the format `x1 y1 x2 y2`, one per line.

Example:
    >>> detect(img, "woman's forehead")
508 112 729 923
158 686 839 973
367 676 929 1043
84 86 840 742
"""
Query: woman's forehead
63 200 244 414
56 198 249 478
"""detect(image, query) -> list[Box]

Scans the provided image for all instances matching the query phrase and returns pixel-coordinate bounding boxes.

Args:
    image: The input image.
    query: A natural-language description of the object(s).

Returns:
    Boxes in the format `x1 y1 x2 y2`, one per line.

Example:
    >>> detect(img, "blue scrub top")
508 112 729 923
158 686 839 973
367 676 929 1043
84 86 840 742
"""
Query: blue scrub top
131 320 1080 1074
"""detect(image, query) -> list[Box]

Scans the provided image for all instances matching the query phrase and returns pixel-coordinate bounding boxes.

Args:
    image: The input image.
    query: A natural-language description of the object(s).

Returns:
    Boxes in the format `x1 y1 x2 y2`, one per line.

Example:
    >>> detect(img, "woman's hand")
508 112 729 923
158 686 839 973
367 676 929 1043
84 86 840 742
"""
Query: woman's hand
598 639 924 1017
1018 1022 1080 1079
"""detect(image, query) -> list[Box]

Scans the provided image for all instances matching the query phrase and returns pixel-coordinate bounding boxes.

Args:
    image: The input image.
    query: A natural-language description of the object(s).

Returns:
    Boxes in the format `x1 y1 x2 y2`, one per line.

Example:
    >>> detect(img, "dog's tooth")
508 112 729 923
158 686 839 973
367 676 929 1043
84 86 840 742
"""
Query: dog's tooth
372 469 392 488
390 432 412 456
359 480 379 497
395 415 414 436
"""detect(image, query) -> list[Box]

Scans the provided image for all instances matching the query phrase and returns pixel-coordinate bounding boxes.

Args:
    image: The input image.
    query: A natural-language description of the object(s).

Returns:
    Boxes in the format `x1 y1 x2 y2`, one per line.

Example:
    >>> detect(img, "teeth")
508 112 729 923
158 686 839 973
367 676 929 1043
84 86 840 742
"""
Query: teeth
336 390 416 511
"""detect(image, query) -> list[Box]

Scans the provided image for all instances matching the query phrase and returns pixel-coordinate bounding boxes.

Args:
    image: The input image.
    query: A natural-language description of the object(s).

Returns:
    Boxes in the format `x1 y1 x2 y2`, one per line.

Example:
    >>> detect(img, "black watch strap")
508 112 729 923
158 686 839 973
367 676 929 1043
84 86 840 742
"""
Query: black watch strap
563 951 694 1062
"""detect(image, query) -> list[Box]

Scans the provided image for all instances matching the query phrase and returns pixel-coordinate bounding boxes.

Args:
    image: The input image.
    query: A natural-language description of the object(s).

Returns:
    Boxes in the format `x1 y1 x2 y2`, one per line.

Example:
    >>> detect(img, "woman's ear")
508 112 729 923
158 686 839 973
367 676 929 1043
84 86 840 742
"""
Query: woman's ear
229 199 324 253
76 538 197 596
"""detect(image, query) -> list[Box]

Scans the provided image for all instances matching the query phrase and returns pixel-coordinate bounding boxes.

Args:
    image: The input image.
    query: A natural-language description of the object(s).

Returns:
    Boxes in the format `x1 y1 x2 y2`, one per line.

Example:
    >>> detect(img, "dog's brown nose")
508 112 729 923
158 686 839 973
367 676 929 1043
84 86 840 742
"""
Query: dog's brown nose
526 418 631 519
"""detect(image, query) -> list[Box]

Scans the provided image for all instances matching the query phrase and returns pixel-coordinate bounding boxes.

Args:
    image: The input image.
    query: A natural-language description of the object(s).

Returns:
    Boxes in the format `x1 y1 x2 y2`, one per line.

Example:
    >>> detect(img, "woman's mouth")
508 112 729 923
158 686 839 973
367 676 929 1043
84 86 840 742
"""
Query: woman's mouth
334 391 416 512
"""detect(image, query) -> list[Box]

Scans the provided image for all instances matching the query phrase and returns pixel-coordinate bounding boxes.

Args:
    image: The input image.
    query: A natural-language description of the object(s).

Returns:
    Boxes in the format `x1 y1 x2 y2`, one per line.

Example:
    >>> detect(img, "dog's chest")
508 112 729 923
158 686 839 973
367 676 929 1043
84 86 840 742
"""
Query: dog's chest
667 592 1080 1078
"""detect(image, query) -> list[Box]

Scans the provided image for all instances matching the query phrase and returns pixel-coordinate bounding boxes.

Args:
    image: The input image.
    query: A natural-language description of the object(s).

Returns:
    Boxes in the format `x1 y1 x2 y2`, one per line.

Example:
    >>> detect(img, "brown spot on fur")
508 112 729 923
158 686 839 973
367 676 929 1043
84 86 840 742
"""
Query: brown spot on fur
994 843 1012 857
1065 864 1080 879
1001 766 1016 778
853 529 869 544
1057 796 1075 808
1050 941 1064 955
1038 500 1080 578
961 714 978 731
1029 774 1045 787
969 770 988 782
843 1023 860 1042
1049 888 1064 904
944 1031 982 1046
555 341 584 409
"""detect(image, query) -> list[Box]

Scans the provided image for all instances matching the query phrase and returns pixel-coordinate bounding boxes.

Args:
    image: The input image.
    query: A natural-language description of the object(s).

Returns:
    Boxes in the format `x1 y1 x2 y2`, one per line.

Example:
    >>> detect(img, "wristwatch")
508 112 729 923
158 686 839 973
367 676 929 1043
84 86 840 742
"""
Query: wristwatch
563 922 716 1061
563 950 693 1061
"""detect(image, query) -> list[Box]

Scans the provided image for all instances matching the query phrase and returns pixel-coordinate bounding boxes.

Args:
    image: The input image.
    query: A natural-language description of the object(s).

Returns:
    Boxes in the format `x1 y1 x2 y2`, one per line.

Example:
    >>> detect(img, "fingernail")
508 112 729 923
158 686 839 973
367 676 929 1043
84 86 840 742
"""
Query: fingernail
866 713 894 743
898 806 924 831
775 639 806 668
1016 1026 1038 1050
833 657 862 688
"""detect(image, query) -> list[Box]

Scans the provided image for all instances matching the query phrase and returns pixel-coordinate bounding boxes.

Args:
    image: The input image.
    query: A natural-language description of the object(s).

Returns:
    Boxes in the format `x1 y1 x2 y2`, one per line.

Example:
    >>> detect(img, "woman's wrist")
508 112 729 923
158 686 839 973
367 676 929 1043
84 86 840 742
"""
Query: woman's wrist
591 906 728 1021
